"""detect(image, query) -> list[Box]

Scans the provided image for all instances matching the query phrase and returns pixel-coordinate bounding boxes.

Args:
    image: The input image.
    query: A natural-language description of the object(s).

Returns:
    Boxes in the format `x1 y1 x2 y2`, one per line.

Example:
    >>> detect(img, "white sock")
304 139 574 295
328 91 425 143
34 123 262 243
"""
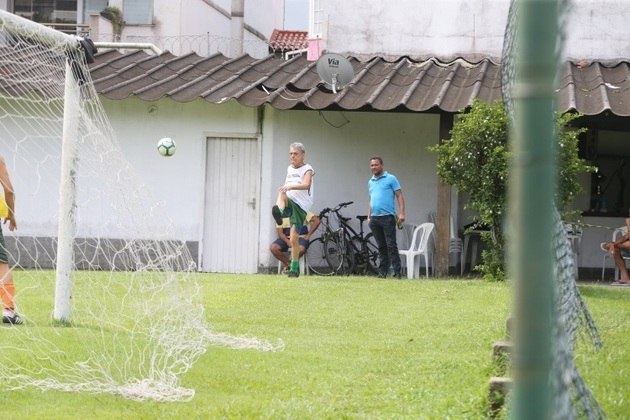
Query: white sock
3 308 14 317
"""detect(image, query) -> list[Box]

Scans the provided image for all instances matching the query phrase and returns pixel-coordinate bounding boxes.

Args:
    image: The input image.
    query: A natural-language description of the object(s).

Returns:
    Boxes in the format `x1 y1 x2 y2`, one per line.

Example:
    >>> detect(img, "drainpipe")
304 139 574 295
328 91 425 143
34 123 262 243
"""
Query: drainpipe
230 0 244 57
511 0 558 418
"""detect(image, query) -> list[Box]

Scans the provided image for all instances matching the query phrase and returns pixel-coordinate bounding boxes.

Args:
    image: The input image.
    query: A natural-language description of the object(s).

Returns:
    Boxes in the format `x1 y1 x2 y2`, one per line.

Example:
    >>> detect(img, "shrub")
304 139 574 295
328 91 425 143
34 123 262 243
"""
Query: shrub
428 99 592 280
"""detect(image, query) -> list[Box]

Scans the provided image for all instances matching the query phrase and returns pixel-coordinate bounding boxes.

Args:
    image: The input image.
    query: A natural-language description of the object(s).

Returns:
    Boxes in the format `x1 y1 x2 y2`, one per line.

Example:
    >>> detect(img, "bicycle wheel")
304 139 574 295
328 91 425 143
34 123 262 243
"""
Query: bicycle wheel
324 231 349 275
306 237 336 275
351 233 379 275
351 237 368 274
340 237 355 275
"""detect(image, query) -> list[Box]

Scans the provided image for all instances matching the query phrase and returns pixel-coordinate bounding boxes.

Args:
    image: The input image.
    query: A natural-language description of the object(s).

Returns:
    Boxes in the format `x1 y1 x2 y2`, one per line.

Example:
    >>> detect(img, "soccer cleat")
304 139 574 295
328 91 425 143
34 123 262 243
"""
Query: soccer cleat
272 205 283 225
2 313 23 325
287 270 299 278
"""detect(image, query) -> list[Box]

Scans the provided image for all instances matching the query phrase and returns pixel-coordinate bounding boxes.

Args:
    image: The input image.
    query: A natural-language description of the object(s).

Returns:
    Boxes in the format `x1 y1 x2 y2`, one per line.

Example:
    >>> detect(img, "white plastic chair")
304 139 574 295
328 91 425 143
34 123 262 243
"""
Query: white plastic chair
399 222 435 279
564 222 582 274
601 226 629 282
397 223 417 251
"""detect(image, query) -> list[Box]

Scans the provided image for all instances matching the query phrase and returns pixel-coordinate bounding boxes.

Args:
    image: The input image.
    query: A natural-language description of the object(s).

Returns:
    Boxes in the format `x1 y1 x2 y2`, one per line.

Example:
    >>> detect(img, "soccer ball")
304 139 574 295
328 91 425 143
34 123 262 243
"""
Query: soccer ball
157 137 176 157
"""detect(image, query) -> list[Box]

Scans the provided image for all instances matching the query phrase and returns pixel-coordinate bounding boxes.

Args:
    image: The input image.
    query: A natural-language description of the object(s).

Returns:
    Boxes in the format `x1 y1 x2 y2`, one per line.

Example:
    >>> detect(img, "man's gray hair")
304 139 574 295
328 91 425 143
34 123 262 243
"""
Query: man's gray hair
290 142 305 154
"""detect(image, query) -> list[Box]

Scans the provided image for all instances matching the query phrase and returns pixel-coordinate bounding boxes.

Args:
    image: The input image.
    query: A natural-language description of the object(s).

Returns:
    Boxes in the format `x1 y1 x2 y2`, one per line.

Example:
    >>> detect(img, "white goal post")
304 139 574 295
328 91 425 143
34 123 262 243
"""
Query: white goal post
0 9 85 323
54 58 80 322
0 10 282 401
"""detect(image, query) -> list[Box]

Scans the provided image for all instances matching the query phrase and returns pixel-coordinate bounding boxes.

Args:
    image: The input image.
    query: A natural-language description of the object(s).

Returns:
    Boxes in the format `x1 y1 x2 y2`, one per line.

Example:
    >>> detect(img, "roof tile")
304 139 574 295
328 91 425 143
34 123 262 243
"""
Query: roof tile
268 29 309 51
88 50 630 116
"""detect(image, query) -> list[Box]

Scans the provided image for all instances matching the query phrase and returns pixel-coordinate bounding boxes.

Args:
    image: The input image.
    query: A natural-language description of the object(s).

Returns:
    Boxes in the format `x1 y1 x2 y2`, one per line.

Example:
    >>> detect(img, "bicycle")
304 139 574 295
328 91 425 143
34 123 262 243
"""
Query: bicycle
307 201 380 275
334 202 380 275
306 203 349 275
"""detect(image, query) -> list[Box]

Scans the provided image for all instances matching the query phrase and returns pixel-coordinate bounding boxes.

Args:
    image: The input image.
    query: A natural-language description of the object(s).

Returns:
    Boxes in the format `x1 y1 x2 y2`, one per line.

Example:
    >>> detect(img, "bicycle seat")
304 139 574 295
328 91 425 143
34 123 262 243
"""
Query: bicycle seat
340 216 351 222
356 215 368 222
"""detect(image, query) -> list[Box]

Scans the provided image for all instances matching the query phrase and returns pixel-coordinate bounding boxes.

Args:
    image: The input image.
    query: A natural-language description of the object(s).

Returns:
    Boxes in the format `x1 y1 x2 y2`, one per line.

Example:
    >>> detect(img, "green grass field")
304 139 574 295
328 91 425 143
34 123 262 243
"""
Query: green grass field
0 274 628 419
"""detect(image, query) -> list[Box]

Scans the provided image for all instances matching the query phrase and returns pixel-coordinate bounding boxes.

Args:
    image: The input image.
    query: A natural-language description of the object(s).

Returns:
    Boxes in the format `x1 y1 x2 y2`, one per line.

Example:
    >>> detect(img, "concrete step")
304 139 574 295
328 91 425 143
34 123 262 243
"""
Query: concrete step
488 376 513 418
492 340 513 361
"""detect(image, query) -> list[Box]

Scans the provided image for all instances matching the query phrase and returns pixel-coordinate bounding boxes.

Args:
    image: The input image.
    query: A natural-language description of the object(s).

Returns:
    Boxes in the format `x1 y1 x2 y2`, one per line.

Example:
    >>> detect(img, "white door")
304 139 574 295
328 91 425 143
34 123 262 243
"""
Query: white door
202 136 259 273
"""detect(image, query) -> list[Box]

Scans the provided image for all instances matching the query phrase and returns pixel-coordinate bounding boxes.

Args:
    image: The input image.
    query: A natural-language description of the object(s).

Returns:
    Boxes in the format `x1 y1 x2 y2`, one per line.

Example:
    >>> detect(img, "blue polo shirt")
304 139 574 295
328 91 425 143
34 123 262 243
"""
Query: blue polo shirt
368 171 401 216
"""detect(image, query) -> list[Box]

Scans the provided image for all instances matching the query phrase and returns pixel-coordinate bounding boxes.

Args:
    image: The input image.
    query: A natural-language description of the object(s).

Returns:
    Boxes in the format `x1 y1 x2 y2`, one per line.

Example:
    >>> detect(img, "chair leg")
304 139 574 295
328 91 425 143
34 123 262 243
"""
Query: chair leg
399 254 407 277
406 254 414 279
414 256 421 279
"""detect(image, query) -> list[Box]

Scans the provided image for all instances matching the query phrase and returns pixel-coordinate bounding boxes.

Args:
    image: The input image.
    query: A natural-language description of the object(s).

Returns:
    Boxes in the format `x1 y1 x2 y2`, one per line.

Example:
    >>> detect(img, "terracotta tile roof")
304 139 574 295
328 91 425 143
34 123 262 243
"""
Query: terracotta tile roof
87 50 630 117
268 29 308 51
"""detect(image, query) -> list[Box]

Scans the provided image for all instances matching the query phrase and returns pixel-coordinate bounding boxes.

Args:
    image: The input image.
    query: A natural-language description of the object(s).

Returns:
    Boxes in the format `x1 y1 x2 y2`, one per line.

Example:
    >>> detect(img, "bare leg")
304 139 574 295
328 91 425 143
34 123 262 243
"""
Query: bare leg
276 191 288 210
270 243 290 269
298 245 306 259
289 225 300 263
606 241 630 282
0 262 15 311
611 247 630 282
0 262 22 324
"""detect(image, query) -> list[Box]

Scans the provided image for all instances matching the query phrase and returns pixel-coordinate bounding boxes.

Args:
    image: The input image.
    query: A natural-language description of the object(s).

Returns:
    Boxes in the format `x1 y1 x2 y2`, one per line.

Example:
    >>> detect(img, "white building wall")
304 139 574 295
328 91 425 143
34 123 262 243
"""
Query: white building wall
245 0 285 38
320 0 630 60
16 90 613 270
101 97 259 241
259 107 440 267
97 99 440 269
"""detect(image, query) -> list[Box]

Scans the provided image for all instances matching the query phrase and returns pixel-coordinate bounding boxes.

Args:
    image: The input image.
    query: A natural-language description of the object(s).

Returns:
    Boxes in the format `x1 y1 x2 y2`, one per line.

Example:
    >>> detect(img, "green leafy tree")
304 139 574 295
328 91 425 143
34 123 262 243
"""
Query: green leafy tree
428 99 592 280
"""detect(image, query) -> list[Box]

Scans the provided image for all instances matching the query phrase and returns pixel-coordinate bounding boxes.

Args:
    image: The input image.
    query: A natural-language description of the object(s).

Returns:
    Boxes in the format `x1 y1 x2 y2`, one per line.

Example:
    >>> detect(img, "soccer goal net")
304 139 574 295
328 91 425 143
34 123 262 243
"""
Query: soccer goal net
0 11 281 402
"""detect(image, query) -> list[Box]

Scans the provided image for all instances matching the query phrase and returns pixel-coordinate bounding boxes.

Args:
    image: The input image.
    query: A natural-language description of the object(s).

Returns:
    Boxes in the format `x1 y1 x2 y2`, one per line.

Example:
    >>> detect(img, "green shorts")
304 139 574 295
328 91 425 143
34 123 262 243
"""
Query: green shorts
286 199 307 229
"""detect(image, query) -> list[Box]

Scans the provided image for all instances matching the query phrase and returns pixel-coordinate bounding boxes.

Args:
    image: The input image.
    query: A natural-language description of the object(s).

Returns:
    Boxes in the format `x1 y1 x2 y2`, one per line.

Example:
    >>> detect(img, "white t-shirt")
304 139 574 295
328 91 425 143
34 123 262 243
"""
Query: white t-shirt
285 163 314 211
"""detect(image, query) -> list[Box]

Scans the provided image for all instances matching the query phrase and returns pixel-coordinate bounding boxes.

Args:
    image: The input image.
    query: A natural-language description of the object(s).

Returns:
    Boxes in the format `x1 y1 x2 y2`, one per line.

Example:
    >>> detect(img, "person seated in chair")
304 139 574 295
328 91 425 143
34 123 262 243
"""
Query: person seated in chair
270 212 320 274
602 213 630 285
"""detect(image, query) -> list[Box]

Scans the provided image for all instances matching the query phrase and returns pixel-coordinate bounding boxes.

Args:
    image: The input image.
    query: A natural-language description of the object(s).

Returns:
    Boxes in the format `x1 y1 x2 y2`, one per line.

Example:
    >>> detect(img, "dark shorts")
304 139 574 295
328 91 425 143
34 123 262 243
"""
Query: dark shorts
0 225 6 264
622 249 630 258
272 237 309 252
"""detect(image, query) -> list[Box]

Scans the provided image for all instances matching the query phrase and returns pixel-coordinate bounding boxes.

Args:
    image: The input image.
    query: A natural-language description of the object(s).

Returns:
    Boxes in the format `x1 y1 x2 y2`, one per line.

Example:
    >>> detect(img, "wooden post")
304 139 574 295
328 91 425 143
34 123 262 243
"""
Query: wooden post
435 112 454 277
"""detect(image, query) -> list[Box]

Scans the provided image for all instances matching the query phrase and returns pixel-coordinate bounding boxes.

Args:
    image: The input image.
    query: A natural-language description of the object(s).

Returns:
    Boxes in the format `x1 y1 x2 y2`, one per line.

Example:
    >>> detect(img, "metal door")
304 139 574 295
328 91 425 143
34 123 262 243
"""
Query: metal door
202 136 259 273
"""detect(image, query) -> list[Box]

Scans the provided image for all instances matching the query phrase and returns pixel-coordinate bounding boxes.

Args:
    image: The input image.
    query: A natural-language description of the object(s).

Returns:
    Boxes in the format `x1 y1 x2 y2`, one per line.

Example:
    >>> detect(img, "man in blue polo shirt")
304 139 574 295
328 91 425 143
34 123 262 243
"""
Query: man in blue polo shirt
368 156 405 279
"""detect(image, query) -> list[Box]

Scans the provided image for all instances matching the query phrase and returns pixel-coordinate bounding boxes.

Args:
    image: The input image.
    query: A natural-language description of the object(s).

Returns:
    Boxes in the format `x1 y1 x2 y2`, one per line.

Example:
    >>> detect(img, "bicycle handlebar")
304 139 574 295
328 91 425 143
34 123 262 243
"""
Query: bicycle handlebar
335 201 354 209
318 201 354 218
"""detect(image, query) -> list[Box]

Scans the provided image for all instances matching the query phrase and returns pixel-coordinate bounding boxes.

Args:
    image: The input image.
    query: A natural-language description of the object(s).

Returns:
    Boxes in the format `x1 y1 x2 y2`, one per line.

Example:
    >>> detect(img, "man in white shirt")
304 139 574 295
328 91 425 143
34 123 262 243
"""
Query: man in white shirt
272 143 314 277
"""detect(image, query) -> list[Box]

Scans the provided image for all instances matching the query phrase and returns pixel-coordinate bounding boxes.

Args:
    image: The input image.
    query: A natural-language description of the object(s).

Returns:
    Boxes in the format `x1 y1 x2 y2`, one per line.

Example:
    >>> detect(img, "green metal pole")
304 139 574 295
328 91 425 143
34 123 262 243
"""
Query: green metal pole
510 0 558 419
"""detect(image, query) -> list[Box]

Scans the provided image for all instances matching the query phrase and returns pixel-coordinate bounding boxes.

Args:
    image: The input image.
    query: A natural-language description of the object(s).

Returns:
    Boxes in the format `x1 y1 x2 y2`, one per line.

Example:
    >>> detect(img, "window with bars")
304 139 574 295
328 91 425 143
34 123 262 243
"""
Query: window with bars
123 0 153 25
14 0 77 23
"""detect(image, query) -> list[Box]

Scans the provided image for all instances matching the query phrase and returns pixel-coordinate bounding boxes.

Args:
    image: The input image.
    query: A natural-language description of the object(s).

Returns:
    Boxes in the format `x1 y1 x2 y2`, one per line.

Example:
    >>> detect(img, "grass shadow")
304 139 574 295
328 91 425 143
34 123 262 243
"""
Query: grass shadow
578 284 630 302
